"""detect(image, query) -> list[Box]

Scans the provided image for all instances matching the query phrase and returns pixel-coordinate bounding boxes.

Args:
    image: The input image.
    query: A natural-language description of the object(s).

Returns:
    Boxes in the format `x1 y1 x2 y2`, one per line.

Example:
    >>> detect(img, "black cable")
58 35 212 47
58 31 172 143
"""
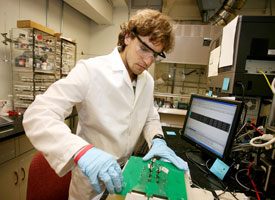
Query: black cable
242 104 248 126
238 82 245 101
211 190 220 200
184 151 243 198
242 111 248 126
233 82 245 101
184 151 228 190
235 167 265 200
256 148 262 166
205 159 239 200
235 169 256 192
184 150 252 199
234 122 248 140
184 69 196 76
235 82 248 125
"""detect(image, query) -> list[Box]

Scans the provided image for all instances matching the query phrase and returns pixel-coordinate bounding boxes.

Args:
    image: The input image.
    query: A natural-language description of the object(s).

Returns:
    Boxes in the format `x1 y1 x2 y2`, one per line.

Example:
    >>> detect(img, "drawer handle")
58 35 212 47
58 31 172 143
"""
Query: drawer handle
21 167 25 181
14 171 19 185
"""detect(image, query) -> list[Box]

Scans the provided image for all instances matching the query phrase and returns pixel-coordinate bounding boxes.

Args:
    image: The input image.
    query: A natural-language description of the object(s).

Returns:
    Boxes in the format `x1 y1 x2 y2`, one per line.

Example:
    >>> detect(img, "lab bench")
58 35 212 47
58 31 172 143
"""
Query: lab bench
0 108 78 200
0 115 36 200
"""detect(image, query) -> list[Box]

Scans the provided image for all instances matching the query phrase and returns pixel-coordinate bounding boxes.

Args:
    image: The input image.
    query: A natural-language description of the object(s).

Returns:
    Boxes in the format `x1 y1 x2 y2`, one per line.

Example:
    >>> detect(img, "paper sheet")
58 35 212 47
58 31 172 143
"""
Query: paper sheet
208 46 221 77
219 16 238 68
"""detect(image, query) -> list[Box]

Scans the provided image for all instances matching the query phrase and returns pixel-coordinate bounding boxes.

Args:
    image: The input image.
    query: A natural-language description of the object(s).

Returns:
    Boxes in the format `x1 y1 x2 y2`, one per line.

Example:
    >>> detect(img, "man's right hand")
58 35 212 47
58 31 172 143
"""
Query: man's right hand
75 147 123 194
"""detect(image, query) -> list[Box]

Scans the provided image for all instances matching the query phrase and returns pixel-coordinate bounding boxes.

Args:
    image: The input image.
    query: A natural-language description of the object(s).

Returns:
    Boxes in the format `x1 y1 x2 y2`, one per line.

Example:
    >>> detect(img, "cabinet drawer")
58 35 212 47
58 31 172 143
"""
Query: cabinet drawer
0 138 16 164
17 134 34 155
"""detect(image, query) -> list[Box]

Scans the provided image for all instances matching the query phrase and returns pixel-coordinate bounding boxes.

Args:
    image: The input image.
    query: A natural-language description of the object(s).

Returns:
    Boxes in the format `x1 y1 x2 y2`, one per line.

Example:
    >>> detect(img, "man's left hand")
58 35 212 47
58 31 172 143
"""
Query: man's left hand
143 138 189 171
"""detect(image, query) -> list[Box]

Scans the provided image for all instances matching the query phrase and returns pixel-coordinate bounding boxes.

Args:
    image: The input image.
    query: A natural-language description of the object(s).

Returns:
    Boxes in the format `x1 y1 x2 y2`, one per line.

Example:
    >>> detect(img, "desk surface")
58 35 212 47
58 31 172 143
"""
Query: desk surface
0 115 25 141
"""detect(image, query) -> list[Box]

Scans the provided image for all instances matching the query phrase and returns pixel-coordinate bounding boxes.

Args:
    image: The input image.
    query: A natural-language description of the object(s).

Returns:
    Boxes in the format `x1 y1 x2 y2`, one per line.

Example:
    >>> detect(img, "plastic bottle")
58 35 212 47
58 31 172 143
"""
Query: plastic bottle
7 95 13 111
174 98 178 109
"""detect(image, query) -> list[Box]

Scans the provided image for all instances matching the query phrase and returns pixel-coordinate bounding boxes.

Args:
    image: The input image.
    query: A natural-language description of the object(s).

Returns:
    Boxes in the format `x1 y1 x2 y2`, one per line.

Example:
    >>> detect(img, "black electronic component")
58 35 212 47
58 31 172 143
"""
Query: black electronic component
152 194 169 199
207 15 275 98
131 190 146 195
249 162 266 188
259 157 275 195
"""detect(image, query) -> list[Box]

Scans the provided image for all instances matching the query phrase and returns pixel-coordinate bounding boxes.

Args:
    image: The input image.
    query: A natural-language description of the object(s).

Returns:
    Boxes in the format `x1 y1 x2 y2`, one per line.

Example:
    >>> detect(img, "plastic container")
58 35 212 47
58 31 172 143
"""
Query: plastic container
173 98 178 109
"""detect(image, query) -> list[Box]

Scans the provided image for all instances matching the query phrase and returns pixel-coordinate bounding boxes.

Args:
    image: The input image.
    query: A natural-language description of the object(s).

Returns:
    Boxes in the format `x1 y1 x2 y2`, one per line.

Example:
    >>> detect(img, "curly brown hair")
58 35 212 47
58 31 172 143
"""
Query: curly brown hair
117 9 175 53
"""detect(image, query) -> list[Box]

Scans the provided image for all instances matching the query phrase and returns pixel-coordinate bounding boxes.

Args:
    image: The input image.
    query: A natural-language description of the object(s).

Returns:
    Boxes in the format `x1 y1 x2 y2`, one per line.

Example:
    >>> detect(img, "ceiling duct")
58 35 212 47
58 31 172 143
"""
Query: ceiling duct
64 0 113 24
130 0 163 11
207 0 247 25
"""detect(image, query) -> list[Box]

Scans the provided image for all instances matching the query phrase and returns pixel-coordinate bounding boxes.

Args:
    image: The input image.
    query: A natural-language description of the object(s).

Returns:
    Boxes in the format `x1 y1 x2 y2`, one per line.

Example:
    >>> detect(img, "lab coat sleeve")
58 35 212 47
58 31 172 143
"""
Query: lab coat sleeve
23 60 90 177
142 86 164 147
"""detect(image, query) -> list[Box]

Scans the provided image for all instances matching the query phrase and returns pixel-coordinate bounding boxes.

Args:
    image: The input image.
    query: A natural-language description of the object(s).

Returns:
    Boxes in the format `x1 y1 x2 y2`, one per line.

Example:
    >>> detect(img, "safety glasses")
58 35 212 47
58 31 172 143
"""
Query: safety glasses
133 30 166 62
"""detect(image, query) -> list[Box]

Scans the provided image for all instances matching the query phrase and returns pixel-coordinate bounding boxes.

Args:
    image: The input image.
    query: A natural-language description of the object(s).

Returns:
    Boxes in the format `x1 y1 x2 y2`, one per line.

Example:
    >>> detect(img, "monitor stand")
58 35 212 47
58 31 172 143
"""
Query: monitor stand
186 149 215 168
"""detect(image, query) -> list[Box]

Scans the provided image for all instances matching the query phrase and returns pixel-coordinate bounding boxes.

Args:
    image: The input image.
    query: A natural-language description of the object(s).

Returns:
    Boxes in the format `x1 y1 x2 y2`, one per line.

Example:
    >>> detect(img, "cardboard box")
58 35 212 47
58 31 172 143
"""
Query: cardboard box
54 33 62 39
17 20 54 35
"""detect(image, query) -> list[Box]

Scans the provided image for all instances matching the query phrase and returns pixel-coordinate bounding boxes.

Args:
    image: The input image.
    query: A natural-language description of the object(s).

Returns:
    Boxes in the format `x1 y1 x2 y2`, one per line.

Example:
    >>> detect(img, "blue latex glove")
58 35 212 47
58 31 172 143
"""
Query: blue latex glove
143 138 189 171
75 147 123 194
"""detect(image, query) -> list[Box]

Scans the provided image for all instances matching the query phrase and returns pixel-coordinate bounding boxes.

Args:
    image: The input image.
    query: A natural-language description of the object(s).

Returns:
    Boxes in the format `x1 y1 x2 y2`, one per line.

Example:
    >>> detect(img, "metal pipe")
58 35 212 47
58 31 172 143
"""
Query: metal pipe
207 0 247 25
128 0 131 20
60 0 64 33
171 63 176 94
46 0 49 27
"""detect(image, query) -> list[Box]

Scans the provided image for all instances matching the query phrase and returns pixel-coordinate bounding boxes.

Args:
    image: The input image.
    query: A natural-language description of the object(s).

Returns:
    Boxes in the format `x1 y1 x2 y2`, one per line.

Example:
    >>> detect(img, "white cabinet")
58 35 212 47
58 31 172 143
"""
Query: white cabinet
18 149 36 200
56 37 77 79
10 28 56 113
0 156 19 200
0 135 36 200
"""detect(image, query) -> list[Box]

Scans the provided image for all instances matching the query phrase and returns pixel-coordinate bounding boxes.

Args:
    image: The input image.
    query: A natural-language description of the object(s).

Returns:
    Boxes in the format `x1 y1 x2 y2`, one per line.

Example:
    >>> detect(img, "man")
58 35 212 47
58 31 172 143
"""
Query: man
23 9 188 200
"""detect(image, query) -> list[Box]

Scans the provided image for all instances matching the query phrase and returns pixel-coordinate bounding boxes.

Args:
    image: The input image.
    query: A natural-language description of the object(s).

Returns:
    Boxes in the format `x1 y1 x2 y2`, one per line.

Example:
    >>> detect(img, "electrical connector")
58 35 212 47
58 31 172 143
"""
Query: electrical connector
260 134 274 141
250 134 275 148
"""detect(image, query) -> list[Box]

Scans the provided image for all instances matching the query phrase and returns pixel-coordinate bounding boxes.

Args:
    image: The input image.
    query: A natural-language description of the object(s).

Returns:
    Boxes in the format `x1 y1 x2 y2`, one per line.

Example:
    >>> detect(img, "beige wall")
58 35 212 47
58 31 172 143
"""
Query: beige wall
89 7 128 57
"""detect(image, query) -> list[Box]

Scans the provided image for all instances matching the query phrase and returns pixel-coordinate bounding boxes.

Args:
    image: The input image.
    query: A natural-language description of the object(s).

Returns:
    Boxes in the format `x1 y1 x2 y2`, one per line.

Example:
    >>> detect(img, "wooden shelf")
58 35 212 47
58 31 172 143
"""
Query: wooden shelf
154 92 190 99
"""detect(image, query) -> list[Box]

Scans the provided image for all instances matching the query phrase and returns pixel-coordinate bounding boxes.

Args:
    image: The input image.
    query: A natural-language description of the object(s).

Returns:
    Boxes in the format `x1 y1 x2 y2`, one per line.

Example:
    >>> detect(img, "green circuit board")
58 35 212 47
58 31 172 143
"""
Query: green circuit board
116 156 188 200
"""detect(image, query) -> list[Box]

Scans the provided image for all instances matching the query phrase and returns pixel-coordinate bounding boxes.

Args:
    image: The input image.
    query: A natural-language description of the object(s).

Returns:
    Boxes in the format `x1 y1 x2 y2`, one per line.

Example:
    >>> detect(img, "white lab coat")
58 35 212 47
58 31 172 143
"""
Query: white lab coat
23 47 163 199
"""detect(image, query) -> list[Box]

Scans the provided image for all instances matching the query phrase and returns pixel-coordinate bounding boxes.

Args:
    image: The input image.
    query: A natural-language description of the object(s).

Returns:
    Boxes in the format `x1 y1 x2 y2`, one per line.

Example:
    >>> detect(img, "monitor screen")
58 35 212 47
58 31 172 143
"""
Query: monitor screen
181 94 243 162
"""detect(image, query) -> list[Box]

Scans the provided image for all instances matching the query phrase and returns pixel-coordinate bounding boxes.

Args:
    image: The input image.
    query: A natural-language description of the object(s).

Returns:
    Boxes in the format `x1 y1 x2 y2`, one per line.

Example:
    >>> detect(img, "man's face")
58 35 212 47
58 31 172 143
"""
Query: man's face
123 34 164 79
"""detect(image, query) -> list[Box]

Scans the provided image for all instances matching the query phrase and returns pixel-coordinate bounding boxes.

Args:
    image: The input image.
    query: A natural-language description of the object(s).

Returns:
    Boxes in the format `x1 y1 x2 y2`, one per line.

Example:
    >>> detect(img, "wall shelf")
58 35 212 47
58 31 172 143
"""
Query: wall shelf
158 107 187 116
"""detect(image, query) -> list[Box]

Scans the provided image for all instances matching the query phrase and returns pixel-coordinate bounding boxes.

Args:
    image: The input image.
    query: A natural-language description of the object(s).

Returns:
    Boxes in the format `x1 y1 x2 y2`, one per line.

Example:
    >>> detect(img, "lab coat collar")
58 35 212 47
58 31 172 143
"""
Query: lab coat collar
110 47 133 90
109 47 133 89
111 47 125 72
110 47 148 104
134 72 147 104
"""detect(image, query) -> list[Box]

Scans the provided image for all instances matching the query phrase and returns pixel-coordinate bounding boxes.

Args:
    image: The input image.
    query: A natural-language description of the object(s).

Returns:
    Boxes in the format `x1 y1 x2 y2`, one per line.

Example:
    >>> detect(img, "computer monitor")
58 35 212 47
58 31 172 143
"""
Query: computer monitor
181 94 243 163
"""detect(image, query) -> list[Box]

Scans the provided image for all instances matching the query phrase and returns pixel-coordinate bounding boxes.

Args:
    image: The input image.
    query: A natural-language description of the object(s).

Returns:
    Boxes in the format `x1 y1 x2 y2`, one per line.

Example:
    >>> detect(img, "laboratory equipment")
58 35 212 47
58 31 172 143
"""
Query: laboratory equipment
181 94 243 163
